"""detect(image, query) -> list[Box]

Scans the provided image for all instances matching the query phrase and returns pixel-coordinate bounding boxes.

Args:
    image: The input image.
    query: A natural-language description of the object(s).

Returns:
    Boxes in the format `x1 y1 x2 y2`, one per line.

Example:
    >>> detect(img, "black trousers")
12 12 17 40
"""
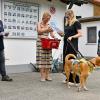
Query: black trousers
0 50 6 76
66 73 80 83
97 39 100 56
63 41 79 83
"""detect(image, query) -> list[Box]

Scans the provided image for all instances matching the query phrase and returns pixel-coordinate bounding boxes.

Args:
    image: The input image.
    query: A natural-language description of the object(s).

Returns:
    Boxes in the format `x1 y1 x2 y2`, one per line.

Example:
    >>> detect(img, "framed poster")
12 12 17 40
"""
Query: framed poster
2 0 39 39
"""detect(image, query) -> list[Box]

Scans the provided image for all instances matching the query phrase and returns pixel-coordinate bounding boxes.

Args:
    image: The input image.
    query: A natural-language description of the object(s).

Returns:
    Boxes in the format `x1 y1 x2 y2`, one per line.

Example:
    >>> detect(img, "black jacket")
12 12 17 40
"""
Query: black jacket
0 20 4 51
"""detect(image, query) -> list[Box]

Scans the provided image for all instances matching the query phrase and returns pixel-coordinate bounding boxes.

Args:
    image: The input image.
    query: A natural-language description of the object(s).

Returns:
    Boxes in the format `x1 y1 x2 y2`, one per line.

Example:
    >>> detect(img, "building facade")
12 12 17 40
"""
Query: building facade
0 0 99 73
0 0 66 73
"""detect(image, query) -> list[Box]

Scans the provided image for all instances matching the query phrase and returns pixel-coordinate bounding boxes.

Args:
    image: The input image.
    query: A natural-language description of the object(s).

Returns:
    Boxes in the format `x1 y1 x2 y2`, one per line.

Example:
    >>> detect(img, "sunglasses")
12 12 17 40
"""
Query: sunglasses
65 16 68 18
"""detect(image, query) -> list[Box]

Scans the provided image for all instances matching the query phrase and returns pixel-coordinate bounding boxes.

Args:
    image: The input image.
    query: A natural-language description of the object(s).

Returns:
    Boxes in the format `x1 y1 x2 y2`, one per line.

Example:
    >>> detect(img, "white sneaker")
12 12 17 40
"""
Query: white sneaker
62 80 67 84
46 77 52 81
74 83 79 87
68 82 74 86
40 78 46 82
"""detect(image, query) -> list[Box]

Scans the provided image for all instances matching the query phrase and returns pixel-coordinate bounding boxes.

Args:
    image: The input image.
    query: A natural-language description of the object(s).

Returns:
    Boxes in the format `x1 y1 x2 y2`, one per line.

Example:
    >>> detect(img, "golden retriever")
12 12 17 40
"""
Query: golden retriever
64 54 100 92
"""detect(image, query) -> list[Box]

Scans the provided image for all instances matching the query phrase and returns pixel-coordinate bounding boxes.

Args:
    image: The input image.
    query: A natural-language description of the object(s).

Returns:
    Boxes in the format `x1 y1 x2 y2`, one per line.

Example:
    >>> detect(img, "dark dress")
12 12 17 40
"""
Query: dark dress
63 21 81 83
97 31 100 56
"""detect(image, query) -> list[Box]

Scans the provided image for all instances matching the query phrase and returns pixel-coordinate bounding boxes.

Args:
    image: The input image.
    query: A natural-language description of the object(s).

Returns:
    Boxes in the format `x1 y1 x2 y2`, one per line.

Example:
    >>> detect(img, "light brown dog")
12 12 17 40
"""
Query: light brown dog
64 54 100 92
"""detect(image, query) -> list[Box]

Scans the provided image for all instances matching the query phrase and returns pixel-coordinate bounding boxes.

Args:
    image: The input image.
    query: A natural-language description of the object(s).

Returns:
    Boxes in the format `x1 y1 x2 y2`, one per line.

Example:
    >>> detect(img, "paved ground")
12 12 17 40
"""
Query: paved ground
0 68 100 100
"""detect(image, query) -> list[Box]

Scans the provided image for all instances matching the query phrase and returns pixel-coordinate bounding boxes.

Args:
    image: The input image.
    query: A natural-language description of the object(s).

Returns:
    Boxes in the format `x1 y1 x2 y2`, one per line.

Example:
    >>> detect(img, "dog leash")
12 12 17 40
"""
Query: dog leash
67 39 84 58
67 39 96 67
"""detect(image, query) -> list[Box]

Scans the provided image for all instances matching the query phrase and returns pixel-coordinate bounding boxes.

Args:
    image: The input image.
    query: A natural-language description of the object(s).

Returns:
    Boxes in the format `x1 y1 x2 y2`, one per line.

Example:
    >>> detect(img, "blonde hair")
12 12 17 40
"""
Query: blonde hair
65 9 77 26
42 11 51 20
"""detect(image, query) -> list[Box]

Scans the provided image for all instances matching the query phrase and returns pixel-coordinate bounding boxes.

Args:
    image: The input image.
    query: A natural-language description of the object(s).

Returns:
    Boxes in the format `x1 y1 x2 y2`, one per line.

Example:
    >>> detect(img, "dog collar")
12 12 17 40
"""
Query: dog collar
88 61 95 67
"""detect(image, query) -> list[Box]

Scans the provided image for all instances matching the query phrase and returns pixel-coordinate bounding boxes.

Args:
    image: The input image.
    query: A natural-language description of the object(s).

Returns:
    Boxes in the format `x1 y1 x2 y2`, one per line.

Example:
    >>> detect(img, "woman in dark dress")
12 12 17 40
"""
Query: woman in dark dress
63 9 82 83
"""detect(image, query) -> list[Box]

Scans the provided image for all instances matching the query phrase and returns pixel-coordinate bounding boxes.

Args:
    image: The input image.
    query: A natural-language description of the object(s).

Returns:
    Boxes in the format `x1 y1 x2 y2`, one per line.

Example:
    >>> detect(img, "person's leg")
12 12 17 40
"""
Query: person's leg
0 50 7 76
65 72 80 83
0 50 12 81
63 44 67 71
40 67 46 81
62 44 69 83
45 68 52 81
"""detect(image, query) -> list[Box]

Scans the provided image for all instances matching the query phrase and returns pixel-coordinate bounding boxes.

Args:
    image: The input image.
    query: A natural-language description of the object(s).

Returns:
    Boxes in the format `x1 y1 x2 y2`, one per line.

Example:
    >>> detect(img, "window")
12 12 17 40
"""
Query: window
87 27 97 43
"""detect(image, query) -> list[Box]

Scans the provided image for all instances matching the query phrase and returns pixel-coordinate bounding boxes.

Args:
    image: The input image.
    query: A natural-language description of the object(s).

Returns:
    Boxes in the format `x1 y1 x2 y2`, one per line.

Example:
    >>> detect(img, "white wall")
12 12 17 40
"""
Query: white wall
4 39 36 65
39 0 66 30
79 21 100 57
72 3 93 18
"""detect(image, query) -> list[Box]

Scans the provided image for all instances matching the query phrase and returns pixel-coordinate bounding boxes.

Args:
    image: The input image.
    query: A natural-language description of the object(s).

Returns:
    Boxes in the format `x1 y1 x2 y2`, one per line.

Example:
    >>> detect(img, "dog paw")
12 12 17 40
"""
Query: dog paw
68 84 71 88
77 87 82 92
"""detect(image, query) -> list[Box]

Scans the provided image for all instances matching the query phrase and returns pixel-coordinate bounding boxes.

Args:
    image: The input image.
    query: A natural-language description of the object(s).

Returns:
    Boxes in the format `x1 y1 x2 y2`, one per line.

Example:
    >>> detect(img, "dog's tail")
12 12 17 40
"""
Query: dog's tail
65 54 76 62
64 54 76 76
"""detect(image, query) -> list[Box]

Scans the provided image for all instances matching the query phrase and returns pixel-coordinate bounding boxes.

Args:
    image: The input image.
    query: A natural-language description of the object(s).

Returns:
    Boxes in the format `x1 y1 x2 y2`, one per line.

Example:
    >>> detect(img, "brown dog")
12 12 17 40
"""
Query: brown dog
64 54 100 92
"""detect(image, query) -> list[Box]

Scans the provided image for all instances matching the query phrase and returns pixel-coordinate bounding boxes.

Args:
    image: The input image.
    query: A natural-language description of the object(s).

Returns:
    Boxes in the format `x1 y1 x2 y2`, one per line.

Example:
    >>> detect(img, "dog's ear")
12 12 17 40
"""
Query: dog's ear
89 56 100 67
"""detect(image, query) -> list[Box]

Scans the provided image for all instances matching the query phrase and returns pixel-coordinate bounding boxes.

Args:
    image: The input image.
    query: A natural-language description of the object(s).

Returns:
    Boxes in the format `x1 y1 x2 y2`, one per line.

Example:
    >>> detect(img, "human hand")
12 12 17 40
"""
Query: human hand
5 32 9 37
47 27 53 33
68 36 72 41
58 32 64 37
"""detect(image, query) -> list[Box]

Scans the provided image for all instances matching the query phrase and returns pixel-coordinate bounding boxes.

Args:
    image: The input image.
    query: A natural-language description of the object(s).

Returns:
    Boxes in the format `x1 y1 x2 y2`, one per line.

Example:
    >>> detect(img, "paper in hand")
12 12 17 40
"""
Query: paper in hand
49 21 64 36
0 32 9 36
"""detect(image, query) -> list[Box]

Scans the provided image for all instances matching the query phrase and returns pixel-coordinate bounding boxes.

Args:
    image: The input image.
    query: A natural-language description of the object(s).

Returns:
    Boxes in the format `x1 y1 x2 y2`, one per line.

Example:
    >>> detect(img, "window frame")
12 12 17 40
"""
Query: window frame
87 26 97 44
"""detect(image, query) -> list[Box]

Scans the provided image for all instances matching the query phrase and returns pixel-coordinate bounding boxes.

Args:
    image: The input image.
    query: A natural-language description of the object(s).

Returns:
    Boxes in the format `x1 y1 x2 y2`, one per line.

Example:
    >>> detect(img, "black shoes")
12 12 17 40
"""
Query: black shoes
1 75 13 82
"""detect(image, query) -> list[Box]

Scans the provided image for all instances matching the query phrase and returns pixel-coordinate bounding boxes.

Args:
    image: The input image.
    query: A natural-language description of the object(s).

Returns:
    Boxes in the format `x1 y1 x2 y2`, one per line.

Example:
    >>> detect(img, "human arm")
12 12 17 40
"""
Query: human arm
50 31 55 38
37 23 53 35
55 27 64 37
0 20 9 37
68 29 82 40
0 20 4 36
68 21 82 41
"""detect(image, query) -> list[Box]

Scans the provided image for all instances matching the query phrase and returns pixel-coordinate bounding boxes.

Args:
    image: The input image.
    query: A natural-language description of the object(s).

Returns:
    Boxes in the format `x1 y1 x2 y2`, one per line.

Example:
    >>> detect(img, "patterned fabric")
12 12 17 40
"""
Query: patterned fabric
36 33 52 68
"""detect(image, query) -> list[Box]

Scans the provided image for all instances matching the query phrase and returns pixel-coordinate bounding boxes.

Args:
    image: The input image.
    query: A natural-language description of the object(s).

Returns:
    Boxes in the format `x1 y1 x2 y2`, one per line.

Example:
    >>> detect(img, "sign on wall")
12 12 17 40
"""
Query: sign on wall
2 0 39 38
